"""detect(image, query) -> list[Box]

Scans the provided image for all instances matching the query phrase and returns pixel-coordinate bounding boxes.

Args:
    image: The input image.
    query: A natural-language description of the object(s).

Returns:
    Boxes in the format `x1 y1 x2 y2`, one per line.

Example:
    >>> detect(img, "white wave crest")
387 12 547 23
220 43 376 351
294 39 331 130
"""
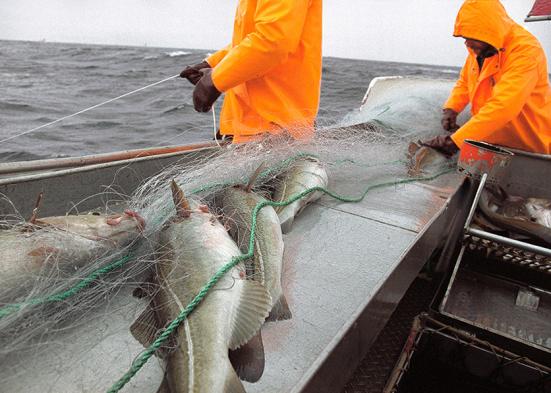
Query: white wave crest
165 51 191 57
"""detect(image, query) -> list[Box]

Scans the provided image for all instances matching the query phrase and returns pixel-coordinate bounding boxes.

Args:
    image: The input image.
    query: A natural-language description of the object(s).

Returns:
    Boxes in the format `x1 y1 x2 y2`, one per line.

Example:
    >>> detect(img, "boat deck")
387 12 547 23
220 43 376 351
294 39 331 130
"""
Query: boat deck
1 166 463 393
0 76 470 392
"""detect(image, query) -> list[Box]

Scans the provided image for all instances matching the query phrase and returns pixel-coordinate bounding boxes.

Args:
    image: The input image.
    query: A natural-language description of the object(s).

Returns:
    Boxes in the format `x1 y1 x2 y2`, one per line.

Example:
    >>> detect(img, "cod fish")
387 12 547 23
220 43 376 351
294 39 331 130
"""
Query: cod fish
0 209 145 300
525 198 551 229
217 169 291 322
131 181 272 393
407 141 451 176
478 186 551 245
272 156 328 234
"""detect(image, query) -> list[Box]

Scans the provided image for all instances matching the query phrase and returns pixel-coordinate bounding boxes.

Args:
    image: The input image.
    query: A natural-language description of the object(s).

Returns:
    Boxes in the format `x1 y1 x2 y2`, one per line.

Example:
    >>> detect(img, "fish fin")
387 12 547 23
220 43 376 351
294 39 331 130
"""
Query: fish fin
228 279 272 350
27 246 60 257
407 141 420 158
130 304 161 348
229 331 265 382
267 294 292 321
170 180 191 218
245 162 267 193
224 371 247 393
155 376 172 393
28 192 44 224
280 216 295 234
132 281 157 299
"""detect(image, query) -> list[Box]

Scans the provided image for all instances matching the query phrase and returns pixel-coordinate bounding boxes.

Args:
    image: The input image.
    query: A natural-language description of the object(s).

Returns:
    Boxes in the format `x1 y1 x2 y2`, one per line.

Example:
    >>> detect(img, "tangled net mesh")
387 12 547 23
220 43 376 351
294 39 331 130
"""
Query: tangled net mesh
0 77 459 392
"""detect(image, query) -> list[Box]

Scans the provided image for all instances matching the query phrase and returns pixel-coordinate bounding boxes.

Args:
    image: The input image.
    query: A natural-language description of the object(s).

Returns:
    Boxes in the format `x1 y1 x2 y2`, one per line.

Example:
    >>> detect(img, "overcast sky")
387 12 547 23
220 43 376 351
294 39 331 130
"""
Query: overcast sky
1 0 550 67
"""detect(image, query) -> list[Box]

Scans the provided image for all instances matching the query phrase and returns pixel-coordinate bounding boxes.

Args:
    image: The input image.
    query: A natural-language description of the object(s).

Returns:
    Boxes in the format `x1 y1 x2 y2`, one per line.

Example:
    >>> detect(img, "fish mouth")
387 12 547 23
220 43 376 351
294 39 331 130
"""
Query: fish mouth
123 209 146 232
106 210 146 233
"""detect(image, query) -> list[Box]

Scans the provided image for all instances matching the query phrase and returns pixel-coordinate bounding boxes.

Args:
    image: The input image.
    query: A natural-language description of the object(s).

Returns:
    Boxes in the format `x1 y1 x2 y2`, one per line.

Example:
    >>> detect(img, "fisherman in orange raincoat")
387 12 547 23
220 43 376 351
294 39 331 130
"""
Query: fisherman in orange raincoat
423 0 551 156
180 0 322 143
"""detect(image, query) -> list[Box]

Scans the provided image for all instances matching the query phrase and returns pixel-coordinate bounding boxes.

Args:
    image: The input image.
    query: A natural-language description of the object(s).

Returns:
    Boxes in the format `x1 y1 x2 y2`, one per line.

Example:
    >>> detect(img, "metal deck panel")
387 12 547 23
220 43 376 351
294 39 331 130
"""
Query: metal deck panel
321 174 460 233
441 269 551 351
0 171 463 393
245 205 417 393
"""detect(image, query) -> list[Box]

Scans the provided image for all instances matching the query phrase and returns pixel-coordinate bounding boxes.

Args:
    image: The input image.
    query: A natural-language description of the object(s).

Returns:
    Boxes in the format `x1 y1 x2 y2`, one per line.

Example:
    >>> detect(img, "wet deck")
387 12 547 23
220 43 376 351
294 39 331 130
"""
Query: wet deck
245 173 462 393
1 170 463 393
0 76 468 392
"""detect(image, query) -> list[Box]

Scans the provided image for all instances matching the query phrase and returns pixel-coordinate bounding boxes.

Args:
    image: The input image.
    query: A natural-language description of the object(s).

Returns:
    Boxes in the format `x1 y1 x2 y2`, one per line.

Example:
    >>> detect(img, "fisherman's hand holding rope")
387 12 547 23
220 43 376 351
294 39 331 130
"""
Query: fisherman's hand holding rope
180 61 211 85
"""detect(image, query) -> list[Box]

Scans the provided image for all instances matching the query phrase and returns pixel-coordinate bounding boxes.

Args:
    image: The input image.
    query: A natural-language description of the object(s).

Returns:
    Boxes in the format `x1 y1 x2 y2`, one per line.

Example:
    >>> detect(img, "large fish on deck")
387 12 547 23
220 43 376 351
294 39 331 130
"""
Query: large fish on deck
0 209 144 301
272 156 328 234
217 168 291 322
407 141 451 176
477 186 551 245
131 181 272 393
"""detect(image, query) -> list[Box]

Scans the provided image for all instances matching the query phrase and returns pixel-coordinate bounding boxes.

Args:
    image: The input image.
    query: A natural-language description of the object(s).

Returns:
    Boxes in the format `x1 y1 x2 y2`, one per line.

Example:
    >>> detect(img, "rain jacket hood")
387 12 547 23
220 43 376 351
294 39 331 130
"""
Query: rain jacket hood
453 0 514 50
445 0 551 154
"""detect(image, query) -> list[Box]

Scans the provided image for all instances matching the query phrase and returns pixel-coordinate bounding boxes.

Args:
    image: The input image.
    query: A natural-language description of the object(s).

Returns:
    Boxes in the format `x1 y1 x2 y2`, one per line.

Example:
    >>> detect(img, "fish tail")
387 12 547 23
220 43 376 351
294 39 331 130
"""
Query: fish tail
267 293 292 321
279 214 295 234
229 331 265 383
223 365 248 393
170 179 191 218
245 162 267 193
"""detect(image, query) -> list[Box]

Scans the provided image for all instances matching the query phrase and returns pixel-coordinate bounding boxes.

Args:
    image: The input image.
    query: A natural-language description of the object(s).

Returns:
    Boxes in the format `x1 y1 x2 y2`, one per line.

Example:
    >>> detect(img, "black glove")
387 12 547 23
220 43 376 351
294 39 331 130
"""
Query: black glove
441 108 459 132
180 61 210 85
193 68 222 113
420 135 459 157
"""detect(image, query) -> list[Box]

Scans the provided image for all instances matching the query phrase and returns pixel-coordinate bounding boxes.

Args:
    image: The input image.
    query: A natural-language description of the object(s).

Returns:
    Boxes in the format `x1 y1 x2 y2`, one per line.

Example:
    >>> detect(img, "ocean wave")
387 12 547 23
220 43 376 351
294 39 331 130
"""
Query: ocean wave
0 101 33 111
439 69 460 74
165 51 191 57
163 103 192 114
0 150 50 163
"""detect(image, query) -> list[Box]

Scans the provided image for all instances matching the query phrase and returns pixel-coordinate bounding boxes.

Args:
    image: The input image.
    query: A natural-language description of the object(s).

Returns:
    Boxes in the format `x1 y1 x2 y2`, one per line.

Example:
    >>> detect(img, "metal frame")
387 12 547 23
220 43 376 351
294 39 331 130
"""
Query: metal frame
296 178 467 393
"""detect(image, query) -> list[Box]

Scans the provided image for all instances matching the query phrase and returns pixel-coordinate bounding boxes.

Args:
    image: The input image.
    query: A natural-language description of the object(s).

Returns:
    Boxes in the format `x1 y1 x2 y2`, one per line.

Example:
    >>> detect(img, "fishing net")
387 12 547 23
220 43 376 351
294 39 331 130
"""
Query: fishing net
0 77 462 392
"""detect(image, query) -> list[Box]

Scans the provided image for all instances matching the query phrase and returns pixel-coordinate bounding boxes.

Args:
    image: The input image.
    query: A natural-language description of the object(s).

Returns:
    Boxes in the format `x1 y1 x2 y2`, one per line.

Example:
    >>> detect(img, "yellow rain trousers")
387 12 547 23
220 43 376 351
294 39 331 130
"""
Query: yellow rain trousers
206 0 322 143
445 0 551 154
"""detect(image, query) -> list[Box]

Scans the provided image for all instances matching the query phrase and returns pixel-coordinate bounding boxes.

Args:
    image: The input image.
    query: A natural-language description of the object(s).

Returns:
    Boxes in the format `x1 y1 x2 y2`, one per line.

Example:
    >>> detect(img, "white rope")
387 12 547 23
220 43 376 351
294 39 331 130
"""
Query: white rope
212 104 221 148
0 74 180 145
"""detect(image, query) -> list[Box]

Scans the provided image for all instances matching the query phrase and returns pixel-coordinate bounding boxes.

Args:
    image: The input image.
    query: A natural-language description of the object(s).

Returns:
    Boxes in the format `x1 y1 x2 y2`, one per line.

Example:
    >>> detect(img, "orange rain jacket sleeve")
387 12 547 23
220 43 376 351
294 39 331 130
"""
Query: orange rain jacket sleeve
206 0 323 142
206 45 231 68
445 59 470 114
445 0 551 154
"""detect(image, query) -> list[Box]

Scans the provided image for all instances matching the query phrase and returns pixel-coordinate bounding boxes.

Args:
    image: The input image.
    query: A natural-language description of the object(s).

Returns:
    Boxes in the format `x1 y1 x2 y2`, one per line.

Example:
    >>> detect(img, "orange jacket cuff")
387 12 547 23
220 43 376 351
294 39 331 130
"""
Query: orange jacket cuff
211 68 225 92
450 130 465 149
443 99 465 114
206 48 229 68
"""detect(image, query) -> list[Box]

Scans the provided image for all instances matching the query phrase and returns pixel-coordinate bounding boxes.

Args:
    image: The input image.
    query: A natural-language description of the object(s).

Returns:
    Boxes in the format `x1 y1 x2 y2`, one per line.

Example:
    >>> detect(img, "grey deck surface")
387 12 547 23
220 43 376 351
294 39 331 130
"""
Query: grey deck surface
0 76 465 392
1 171 461 393
245 173 461 393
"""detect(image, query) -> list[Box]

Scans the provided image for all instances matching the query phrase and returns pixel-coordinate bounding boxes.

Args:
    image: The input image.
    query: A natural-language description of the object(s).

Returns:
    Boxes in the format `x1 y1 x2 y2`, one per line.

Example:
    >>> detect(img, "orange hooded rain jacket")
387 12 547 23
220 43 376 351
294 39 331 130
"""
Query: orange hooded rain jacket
206 0 322 143
445 0 551 154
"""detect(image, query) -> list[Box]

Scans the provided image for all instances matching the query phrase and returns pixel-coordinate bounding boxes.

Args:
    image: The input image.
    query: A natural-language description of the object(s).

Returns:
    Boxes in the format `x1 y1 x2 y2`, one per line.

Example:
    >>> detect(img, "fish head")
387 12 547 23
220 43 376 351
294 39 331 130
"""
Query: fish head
407 144 449 176
485 186 529 219
525 198 551 227
36 209 145 243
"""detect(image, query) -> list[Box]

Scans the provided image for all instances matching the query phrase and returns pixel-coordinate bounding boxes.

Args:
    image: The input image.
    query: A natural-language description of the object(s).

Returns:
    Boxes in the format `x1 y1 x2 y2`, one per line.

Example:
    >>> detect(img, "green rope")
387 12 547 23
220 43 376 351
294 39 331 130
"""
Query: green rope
0 254 133 319
188 152 318 196
0 150 452 390
0 153 334 320
107 167 454 392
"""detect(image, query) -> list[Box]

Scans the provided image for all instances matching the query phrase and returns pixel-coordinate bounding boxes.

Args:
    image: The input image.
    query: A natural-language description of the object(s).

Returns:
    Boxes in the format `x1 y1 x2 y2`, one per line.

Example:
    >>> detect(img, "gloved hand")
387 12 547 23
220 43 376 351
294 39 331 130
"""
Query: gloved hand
180 61 210 85
420 135 459 157
441 108 459 132
193 68 222 113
